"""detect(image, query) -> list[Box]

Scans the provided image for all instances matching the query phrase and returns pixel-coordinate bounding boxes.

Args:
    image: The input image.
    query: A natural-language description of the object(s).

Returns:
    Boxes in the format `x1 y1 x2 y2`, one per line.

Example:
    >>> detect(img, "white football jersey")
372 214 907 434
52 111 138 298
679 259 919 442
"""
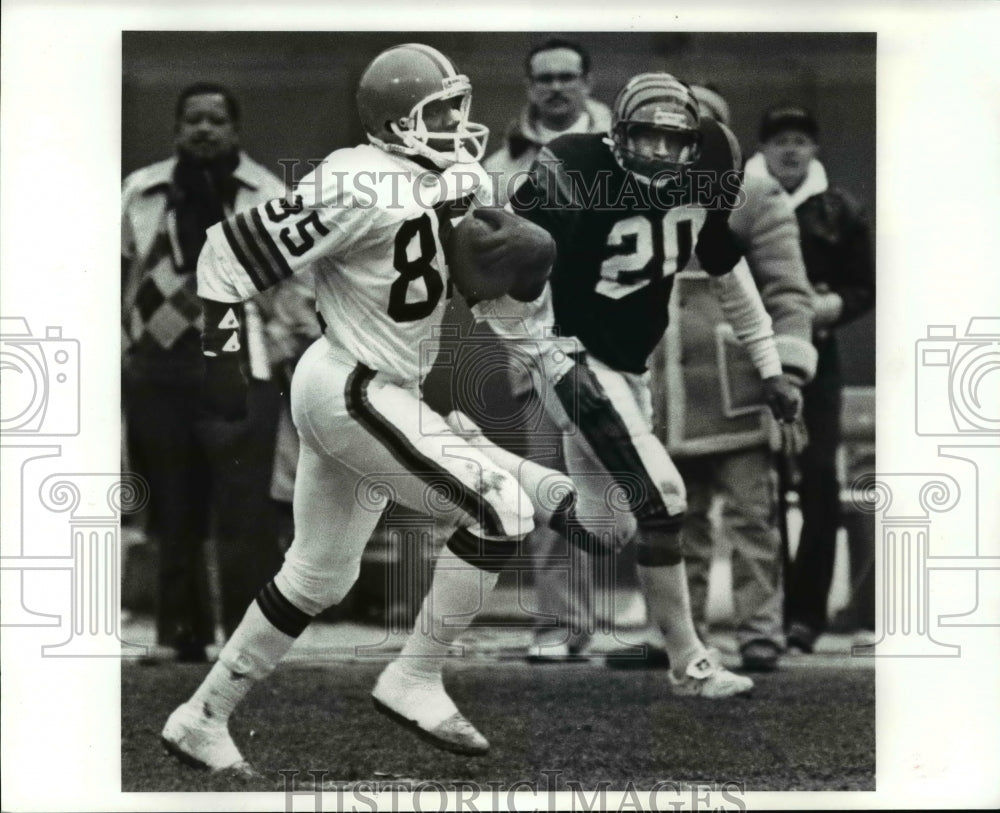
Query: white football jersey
472 286 579 386
202 144 490 383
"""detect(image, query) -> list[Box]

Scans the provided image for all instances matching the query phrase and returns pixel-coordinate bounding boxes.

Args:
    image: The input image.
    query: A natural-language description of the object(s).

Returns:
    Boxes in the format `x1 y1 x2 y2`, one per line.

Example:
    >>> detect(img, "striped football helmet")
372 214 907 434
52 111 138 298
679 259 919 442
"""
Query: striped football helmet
356 43 489 168
606 73 702 183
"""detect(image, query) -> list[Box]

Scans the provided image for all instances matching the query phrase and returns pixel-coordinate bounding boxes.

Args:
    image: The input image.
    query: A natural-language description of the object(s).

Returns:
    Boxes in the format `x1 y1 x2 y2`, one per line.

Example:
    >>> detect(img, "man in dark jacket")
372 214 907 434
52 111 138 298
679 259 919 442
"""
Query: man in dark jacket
746 105 875 652
122 83 289 660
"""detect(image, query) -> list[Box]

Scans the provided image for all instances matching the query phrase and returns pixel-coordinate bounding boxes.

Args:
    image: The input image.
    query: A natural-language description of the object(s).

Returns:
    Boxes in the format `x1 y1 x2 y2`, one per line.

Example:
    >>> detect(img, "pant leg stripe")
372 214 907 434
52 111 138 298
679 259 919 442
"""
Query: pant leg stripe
553 367 672 522
345 364 507 538
446 527 512 573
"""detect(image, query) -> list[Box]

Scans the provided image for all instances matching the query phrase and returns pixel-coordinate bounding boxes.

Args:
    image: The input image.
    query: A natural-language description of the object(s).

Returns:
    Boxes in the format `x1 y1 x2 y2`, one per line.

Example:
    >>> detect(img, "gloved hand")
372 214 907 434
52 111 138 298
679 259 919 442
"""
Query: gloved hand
200 297 248 422
694 208 744 275
762 373 803 424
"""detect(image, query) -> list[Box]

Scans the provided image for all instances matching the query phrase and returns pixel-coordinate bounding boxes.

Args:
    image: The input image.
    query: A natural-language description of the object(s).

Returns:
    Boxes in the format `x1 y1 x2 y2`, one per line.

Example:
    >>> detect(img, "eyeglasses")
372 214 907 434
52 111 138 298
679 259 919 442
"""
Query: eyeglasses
530 72 583 85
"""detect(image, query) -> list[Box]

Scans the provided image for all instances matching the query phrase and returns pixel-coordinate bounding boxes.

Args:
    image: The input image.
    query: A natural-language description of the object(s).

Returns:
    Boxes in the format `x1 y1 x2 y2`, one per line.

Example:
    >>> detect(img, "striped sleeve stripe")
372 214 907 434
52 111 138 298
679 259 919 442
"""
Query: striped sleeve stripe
345 364 508 539
255 580 312 637
235 213 285 289
249 207 296 281
221 217 271 292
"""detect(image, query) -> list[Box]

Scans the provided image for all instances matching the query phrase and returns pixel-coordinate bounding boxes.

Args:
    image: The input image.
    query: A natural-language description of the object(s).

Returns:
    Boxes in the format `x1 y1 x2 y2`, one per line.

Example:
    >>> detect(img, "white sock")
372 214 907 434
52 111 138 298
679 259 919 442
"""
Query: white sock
376 545 499 727
398 545 499 669
189 600 298 723
637 562 707 678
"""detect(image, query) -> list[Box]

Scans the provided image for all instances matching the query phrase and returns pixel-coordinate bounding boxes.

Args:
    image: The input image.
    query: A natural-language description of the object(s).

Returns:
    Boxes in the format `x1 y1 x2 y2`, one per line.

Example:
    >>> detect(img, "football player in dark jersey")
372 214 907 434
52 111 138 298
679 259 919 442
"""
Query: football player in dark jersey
477 73 801 696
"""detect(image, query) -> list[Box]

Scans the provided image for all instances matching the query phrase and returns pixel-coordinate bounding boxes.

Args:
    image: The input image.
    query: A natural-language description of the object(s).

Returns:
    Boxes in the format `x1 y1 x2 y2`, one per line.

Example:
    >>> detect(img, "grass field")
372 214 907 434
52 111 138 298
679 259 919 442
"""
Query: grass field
123 658 874 793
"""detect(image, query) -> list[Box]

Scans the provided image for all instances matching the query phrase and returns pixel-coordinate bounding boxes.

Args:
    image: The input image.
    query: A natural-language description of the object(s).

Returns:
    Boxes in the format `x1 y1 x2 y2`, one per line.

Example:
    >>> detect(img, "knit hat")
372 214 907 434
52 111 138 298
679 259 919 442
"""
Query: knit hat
759 104 818 142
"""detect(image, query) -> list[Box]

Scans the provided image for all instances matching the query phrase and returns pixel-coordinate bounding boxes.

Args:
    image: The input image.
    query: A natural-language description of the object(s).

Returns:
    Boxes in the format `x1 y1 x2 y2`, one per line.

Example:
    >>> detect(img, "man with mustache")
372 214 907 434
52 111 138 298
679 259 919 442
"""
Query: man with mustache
474 38 614 661
486 38 611 204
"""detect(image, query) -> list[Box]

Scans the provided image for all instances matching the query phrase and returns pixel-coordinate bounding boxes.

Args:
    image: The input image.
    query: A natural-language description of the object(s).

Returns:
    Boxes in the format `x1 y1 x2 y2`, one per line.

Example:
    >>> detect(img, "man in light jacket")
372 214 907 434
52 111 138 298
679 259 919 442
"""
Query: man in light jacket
654 86 818 671
486 39 616 659
485 38 611 204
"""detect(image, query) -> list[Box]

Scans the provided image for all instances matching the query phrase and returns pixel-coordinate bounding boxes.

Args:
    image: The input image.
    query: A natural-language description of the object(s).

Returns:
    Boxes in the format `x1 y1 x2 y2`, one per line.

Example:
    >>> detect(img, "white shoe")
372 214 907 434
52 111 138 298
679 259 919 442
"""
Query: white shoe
161 702 259 777
372 663 489 756
668 649 754 699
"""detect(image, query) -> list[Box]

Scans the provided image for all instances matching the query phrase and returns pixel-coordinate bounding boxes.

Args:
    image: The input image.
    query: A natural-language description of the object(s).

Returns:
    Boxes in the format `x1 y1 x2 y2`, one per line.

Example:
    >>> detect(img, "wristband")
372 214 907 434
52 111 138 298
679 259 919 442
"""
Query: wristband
201 298 244 357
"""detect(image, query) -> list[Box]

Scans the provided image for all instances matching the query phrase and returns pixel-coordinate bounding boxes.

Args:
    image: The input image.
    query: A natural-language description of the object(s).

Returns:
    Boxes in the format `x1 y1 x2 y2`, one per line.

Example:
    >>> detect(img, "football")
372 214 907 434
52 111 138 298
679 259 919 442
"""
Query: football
446 208 555 303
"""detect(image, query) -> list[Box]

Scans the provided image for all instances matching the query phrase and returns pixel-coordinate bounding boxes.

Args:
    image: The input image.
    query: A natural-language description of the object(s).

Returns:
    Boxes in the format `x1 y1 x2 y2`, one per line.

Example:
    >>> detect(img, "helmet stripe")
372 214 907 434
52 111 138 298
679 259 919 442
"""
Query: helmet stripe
402 43 457 78
617 73 698 124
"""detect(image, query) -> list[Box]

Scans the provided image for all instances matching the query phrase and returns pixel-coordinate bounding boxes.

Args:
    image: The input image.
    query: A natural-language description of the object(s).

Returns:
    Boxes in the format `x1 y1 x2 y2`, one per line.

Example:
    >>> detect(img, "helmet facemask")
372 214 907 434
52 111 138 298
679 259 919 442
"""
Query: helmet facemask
385 76 489 168
606 74 702 185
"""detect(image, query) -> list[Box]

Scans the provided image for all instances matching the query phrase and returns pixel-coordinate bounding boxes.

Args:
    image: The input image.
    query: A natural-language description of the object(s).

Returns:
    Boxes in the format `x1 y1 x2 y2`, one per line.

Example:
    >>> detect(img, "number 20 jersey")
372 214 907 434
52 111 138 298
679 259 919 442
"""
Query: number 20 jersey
203 144 487 383
509 117 743 375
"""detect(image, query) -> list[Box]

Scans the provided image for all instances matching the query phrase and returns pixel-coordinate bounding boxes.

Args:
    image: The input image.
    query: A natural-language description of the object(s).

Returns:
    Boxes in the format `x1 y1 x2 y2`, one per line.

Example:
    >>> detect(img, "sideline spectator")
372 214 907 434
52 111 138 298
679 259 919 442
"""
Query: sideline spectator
666 86 817 672
122 82 288 660
746 104 875 653
484 38 612 658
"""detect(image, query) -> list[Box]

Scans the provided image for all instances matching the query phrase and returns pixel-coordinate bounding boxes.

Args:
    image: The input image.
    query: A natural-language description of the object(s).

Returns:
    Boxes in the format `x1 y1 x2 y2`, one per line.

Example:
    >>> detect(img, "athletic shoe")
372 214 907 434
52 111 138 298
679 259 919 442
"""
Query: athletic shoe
668 649 754 698
161 701 259 778
739 639 781 672
525 635 589 664
371 664 489 756
786 622 818 654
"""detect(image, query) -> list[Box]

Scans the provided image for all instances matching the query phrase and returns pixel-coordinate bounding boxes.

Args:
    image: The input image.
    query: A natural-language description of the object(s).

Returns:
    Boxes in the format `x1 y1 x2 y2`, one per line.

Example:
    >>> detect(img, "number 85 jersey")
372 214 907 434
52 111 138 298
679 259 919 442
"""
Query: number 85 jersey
201 144 487 383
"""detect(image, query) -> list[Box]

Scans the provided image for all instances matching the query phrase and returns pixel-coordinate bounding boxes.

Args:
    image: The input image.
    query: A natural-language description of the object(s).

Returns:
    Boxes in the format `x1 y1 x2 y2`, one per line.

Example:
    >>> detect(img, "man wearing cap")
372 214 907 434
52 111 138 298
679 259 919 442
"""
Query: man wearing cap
745 104 875 653
648 86 817 672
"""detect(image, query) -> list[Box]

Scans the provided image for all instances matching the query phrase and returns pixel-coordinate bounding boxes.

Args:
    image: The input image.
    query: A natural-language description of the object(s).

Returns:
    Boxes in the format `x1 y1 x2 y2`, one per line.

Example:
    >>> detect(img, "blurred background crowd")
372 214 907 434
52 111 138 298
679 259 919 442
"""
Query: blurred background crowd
121 31 875 667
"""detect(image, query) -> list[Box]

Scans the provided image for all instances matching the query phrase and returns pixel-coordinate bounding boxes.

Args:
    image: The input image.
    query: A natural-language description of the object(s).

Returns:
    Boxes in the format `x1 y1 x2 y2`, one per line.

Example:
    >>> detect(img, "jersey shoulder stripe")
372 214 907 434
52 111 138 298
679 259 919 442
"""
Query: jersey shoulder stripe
222 207 294 291
249 206 296 280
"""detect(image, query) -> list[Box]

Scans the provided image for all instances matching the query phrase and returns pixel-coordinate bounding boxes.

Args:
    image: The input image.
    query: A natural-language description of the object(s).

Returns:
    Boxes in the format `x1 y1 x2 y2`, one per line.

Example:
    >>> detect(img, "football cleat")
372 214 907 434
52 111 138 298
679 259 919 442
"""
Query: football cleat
667 648 754 698
371 663 489 756
372 698 490 756
161 702 260 778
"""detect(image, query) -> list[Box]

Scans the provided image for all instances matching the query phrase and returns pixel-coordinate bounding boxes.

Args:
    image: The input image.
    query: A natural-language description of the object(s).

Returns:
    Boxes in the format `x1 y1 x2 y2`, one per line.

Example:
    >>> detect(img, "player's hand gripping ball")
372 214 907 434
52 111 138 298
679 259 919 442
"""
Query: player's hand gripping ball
446 207 555 303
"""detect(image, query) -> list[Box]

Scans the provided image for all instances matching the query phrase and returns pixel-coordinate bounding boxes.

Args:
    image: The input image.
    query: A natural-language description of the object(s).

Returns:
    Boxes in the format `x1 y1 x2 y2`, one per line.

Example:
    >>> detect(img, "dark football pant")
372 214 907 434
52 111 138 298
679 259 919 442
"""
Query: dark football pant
784 338 843 636
124 370 283 650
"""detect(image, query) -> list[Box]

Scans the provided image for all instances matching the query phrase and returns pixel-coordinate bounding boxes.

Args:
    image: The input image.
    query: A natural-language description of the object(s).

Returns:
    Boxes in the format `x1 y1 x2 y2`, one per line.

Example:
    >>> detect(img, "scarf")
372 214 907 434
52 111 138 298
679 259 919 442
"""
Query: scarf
170 149 241 272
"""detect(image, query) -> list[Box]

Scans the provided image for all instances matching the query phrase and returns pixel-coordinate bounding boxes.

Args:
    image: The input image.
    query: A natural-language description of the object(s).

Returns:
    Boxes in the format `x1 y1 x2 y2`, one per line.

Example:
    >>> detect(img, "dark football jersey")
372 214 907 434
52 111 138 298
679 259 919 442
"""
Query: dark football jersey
510 117 743 374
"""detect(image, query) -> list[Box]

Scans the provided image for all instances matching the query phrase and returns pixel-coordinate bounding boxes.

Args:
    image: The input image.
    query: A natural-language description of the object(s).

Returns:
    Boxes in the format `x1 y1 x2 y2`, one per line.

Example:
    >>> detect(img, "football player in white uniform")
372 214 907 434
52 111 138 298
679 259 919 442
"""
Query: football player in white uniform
474 74 803 696
161 43 566 774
